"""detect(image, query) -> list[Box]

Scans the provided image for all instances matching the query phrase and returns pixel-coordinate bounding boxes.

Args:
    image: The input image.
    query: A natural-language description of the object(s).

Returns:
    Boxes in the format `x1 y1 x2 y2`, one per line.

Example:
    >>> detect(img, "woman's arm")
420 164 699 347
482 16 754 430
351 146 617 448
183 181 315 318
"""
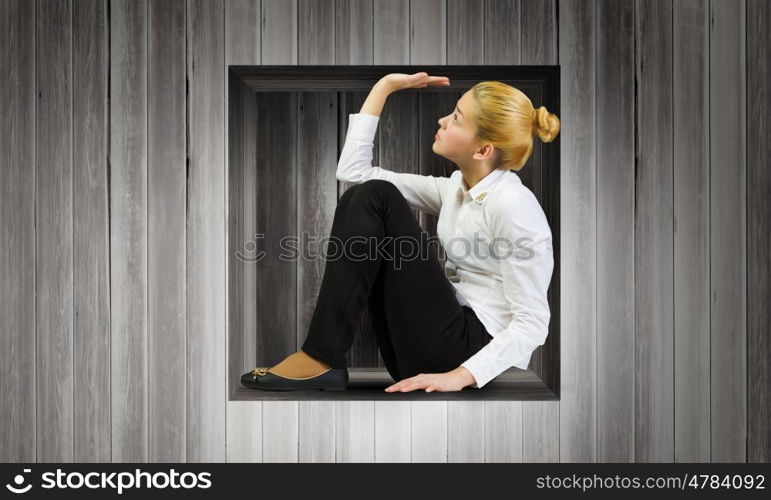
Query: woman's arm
335 73 453 216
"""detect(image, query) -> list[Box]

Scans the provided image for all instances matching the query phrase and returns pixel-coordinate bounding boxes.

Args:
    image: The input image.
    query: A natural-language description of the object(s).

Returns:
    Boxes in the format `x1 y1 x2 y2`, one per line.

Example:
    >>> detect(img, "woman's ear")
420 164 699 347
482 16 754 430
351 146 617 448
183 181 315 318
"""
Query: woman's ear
472 143 496 161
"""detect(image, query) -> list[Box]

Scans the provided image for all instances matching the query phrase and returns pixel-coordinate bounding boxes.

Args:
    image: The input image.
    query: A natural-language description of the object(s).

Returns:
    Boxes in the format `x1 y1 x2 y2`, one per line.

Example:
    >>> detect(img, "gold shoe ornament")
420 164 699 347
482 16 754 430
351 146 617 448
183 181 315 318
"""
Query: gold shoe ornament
251 368 269 376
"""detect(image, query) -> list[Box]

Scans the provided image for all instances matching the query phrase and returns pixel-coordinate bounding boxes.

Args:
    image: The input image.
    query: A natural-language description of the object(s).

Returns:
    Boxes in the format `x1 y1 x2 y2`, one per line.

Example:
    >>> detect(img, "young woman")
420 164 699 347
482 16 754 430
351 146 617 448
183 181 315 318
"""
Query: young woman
241 72 560 393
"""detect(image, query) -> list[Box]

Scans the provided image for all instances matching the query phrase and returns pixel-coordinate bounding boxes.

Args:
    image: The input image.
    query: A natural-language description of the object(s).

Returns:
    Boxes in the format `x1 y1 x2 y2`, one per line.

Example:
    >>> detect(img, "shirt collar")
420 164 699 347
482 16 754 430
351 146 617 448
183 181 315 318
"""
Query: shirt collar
457 168 508 205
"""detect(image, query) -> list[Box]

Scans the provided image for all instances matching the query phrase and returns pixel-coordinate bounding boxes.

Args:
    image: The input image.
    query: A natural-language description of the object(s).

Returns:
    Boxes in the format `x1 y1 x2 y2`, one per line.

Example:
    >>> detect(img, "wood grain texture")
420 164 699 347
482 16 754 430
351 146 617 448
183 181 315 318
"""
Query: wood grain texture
110 0 148 462
0 0 36 463
673 0 710 462
186 0 227 462
596 0 635 462
556 0 596 463
148 0 186 462
709 0 746 462
747 0 771 463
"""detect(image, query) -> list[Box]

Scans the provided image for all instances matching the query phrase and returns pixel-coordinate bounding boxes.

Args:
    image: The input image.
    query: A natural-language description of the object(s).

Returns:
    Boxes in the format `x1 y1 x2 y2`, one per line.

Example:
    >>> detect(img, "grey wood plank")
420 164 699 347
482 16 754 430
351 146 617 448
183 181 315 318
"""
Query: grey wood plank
554 0 597 463
72 0 111 462
148 0 186 461
254 91 297 365
635 0 675 461
335 0 373 65
485 401 523 462
335 401 375 462
261 0 297 64
0 0 36 463
186 0 227 461
262 401 299 462
298 0 335 64
517 0 560 464
373 0 409 64
447 0 483 64
299 401 336 462
747 0 771 463
226 400 263 462
374 400 411 461
110 0 148 462
412 401 448 462
37 0 74 463
225 0 262 64
709 0 746 462
672 0 710 462
448 402 484 462
484 0 520 64
409 0 446 64
596 0 635 462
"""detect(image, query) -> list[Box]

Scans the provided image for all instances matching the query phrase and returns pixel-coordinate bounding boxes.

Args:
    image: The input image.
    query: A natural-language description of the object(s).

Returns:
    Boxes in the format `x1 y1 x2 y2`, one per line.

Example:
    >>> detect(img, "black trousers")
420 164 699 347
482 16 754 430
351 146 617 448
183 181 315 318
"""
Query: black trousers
301 179 492 382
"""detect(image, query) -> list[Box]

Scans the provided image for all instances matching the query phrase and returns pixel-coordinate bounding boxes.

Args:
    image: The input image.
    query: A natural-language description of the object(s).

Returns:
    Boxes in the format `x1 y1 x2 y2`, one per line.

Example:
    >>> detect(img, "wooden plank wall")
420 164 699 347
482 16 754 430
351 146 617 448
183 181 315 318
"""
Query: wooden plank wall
1 0 768 463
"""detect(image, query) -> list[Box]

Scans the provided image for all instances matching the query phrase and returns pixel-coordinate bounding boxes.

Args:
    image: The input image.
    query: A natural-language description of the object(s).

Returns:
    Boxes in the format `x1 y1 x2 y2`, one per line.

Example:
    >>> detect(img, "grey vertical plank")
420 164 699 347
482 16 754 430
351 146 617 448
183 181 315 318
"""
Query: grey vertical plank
0 0 36 462
225 0 262 463
372 0 411 462
254 91 297 365
747 0 771 463
335 0 373 65
335 0 376 463
187 0 227 462
299 401 336 462
409 2 449 464
410 0 446 64
37 0 74 463
556 0 597 463
148 0 186 462
516 0 560 464
261 0 297 64
226 400 262 462
299 0 335 64
635 0 674 461
484 0 520 64
375 401 411 462
335 401 375 462
412 402 448 462
447 0 483 64
485 401 523 462
72 0 110 462
709 0 746 462
673 0 710 462
110 0 148 462
259 0 299 461
448 402 484 462
596 0 635 462
373 0 409 64
262 401 299 462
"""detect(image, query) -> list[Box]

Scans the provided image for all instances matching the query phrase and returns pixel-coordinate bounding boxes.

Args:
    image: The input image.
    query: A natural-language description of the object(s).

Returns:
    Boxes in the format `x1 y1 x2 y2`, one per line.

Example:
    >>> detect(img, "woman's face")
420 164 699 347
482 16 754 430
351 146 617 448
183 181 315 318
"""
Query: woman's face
432 90 481 164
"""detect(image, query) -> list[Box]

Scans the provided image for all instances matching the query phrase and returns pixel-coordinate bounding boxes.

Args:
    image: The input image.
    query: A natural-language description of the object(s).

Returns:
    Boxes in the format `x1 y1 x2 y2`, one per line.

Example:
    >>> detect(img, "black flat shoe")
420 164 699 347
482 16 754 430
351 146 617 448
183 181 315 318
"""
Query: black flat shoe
240 366 348 391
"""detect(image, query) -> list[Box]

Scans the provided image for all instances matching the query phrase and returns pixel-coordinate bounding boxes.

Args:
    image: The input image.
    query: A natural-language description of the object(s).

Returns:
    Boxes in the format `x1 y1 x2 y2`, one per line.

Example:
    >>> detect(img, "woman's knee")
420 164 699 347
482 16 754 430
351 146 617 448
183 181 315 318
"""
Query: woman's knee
338 179 401 206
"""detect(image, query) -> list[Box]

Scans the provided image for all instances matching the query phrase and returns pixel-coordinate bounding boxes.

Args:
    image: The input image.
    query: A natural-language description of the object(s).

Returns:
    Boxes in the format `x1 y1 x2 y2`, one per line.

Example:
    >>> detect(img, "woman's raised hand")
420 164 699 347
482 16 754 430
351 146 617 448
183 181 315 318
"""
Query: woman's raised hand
381 72 450 92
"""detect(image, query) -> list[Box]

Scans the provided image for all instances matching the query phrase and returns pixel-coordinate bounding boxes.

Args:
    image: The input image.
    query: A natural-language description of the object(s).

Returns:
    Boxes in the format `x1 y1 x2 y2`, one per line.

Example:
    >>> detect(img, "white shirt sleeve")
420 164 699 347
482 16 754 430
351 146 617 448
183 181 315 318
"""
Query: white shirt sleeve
336 112 449 216
460 191 555 389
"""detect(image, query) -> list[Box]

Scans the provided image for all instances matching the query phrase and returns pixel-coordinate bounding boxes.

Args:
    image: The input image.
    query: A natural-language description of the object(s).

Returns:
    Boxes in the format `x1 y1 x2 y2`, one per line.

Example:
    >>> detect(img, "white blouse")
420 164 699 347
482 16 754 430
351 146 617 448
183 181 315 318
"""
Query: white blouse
336 112 555 389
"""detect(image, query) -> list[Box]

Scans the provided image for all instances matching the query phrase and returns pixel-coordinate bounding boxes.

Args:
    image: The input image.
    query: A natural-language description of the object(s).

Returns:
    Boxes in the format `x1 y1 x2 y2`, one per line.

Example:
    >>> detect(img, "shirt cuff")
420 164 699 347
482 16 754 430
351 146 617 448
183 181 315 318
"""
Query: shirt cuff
461 349 532 389
347 112 380 143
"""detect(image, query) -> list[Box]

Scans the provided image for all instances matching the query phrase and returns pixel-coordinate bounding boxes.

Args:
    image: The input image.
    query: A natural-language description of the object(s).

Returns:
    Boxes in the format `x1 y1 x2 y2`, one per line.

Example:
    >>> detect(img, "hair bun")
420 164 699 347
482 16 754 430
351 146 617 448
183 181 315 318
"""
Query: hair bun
532 106 561 143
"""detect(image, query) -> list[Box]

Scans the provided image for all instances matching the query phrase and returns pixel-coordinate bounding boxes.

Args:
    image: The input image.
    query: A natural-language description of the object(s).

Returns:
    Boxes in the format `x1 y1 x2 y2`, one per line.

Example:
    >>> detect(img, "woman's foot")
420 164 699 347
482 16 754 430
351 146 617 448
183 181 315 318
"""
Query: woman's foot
267 350 331 379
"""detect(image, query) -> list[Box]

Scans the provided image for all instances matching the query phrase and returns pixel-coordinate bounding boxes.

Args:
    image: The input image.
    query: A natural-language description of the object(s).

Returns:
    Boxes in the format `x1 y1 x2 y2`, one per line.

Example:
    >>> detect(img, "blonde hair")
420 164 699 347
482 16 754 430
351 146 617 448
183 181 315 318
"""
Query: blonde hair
469 81 560 171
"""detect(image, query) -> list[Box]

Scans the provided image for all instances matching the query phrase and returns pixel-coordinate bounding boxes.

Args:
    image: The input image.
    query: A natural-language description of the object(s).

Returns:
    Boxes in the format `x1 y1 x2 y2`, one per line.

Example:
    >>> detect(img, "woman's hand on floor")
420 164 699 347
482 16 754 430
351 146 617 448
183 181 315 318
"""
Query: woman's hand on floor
384 366 476 393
